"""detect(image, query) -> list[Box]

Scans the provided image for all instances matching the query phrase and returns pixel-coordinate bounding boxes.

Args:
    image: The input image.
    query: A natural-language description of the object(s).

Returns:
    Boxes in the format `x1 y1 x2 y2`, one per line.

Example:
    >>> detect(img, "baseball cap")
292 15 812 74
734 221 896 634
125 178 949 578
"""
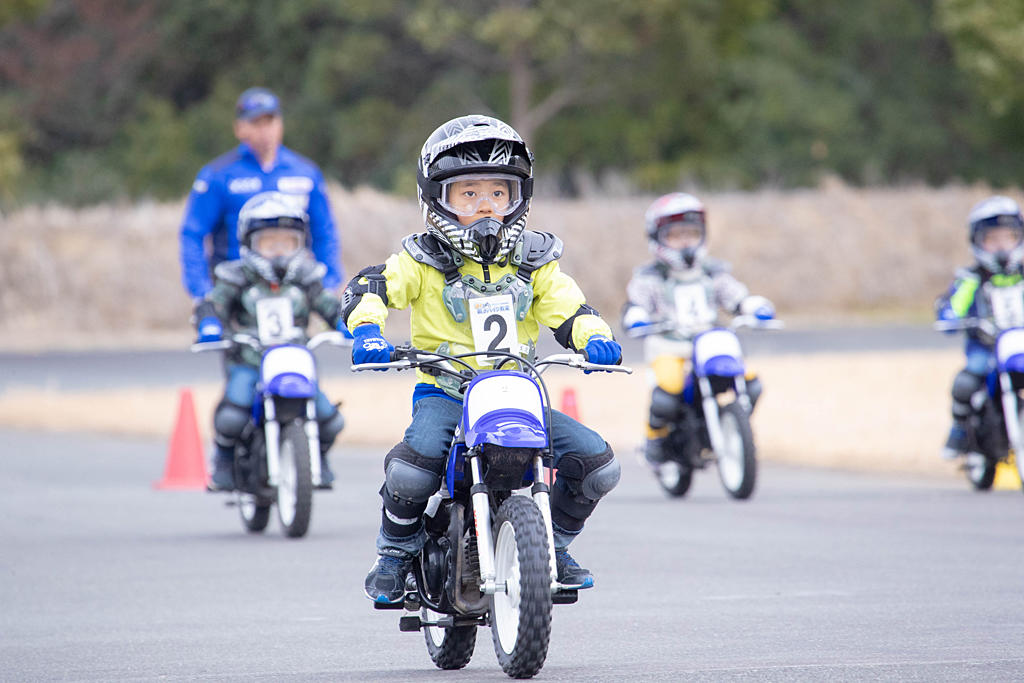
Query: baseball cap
235 87 281 120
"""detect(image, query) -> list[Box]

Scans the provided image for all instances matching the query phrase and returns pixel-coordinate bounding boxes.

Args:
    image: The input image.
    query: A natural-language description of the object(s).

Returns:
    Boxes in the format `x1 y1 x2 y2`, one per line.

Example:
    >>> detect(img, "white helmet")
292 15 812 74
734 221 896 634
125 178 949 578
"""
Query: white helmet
417 114 533 264
237 192 309 282
967 195 1024 275
644 192 707 269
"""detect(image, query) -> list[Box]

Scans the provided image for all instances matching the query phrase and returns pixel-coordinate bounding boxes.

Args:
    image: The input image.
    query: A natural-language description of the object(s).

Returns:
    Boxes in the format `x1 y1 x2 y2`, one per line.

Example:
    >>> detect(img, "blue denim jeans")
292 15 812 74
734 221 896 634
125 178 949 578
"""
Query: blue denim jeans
964 338 994 377
377 394 608 557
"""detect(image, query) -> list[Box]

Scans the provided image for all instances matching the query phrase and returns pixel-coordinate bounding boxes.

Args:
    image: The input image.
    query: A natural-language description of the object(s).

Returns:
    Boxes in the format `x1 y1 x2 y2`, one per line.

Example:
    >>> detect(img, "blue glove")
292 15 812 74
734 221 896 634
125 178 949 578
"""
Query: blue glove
583 336 622 366
352 324 394 367
336 320 355 339
197 316 223 343
936 305 959 335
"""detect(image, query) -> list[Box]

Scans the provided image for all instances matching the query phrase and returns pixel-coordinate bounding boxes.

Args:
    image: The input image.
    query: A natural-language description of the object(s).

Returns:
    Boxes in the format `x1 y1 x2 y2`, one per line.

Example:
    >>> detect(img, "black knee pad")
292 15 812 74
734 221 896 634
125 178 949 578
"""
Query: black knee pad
952 371 984 416
551 446 620 533
380 443 445 540
213 400 249 443
318 409 345 450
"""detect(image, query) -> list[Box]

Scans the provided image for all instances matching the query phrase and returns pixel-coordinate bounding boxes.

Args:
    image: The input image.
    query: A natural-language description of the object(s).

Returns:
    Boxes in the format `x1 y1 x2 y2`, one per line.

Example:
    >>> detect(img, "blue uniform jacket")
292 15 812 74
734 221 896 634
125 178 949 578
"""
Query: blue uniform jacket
179 143 342 298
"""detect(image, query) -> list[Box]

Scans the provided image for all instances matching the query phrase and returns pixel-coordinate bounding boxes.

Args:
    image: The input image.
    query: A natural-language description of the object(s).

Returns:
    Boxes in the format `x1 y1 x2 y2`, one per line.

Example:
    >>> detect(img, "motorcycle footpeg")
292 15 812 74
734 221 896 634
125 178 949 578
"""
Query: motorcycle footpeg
398 616 422 632
552 589 579 605
373 599 406 611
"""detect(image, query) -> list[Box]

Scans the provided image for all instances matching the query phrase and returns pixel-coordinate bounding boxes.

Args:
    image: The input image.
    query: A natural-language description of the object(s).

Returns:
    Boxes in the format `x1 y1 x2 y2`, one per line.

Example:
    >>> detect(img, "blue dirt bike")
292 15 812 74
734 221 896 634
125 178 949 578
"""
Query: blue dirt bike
353 346 630 679
192 329 349 537
935 316 1024 491
631 315 782 500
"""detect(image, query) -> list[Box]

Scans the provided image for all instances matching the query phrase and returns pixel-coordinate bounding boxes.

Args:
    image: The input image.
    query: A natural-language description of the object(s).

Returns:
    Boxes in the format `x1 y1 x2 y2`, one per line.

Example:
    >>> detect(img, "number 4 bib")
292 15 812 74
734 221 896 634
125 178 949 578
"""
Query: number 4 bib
469 294 518 365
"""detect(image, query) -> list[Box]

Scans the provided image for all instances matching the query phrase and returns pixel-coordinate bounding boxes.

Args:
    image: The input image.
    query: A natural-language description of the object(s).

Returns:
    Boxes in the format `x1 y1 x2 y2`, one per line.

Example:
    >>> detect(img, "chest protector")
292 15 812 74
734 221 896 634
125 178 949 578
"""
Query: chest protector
403 231 562 395
402 230 563 324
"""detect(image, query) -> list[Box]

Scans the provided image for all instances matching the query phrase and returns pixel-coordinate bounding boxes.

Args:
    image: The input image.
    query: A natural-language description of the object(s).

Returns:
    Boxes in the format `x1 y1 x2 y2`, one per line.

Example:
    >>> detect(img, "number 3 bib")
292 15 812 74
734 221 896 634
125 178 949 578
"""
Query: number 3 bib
468 294 518 365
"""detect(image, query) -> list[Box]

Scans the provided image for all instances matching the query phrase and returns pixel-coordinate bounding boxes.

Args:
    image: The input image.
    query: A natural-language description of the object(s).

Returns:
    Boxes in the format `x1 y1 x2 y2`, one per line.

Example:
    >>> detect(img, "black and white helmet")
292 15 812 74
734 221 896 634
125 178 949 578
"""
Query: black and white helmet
417 114 534 263
644 192 707 270
968 195 1024 275
237 191 309 282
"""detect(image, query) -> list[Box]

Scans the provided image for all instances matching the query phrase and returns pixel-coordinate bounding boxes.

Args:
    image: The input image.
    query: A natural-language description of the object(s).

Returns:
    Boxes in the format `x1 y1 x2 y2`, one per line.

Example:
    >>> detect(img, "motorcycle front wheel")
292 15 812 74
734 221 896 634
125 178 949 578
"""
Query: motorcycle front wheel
238 493 271 533
657 460 693 498
716 402 757 500
490 495 552 679
423 605 476 670
964 452 996 491
276 421 313 538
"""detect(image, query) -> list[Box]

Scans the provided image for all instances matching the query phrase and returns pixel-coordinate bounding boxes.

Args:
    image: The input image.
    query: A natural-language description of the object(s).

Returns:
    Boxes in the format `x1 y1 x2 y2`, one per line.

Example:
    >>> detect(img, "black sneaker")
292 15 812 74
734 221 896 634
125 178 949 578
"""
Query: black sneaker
209 455 235 491
317 455 335 490
942 424 969 460
555 548 594 589
644 437 666 466
364 554 413 604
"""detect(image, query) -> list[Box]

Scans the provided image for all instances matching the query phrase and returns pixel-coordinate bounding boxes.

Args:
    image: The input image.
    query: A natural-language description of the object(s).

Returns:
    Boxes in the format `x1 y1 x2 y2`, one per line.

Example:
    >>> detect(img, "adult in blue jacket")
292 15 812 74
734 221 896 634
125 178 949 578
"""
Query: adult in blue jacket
179 87 342 299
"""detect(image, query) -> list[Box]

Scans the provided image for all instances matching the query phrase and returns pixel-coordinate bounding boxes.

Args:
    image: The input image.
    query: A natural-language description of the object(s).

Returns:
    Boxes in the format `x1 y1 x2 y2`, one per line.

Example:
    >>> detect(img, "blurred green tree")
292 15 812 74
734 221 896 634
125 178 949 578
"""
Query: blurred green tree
0 0 1022 204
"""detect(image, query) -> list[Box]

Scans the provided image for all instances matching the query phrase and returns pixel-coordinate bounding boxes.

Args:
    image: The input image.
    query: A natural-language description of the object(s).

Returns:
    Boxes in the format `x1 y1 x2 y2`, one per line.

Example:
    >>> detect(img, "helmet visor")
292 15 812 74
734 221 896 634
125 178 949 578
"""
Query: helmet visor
439 173 524 218
253 228 304 259
656 220 704 248
973 215 1024 250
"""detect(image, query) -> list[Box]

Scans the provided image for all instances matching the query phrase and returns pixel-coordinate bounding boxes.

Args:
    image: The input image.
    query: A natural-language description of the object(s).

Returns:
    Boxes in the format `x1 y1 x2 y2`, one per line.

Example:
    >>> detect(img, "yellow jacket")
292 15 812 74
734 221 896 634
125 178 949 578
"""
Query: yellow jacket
347 231 612 388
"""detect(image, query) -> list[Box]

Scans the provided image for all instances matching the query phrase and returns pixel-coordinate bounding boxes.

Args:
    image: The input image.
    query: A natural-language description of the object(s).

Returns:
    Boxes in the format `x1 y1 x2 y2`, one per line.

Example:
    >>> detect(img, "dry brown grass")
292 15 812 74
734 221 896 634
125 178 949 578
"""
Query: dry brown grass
0 181 1011 347
0 349 964 477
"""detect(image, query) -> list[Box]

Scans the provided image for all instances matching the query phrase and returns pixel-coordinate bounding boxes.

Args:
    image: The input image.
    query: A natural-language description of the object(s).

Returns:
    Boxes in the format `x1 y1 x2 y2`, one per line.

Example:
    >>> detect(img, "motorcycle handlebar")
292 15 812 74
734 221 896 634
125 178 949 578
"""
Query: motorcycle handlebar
350 347 632 375
191 330 351 354
627 316 784 338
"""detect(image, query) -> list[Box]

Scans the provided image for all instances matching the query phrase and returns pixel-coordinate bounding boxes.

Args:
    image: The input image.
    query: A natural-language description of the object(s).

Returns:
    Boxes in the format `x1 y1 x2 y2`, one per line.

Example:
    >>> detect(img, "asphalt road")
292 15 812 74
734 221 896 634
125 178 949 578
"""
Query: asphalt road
0 324 959 393
2 428 1021 681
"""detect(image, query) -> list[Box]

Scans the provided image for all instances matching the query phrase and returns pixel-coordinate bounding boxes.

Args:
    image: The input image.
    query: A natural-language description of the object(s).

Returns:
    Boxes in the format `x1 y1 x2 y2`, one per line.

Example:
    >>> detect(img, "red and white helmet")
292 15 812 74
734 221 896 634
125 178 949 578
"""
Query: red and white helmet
644 192 707 269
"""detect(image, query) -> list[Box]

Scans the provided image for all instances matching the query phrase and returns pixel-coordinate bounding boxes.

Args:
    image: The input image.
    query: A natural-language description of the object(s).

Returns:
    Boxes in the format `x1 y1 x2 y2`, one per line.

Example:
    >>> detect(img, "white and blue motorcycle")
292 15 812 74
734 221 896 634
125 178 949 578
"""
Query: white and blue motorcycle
631 315 781 499
193 313 350 537
935 314 1024 491
354 346 630 679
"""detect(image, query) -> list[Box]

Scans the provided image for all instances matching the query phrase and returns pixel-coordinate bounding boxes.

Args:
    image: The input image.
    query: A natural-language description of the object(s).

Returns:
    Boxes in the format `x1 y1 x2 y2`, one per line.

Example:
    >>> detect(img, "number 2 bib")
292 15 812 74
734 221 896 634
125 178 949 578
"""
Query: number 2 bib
468 294 518 365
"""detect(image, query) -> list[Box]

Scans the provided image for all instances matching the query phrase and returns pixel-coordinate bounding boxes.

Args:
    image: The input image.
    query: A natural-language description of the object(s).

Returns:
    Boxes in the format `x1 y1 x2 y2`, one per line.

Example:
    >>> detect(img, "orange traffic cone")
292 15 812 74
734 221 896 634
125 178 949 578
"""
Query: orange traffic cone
154 389 208 490
559 387 580 421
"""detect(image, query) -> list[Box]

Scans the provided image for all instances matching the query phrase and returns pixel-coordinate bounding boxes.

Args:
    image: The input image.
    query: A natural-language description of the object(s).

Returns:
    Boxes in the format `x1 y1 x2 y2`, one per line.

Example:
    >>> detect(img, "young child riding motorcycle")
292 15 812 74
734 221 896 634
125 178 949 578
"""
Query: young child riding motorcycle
193 191 347 490
935 195 1024 459
341 114 623 604
621 192 774 466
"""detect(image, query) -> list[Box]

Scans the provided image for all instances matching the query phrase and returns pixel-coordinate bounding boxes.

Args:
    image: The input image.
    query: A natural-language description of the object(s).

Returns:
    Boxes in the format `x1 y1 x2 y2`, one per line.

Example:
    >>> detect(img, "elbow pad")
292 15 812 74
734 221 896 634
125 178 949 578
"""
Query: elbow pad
552 304 601 351
340 264 389 325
